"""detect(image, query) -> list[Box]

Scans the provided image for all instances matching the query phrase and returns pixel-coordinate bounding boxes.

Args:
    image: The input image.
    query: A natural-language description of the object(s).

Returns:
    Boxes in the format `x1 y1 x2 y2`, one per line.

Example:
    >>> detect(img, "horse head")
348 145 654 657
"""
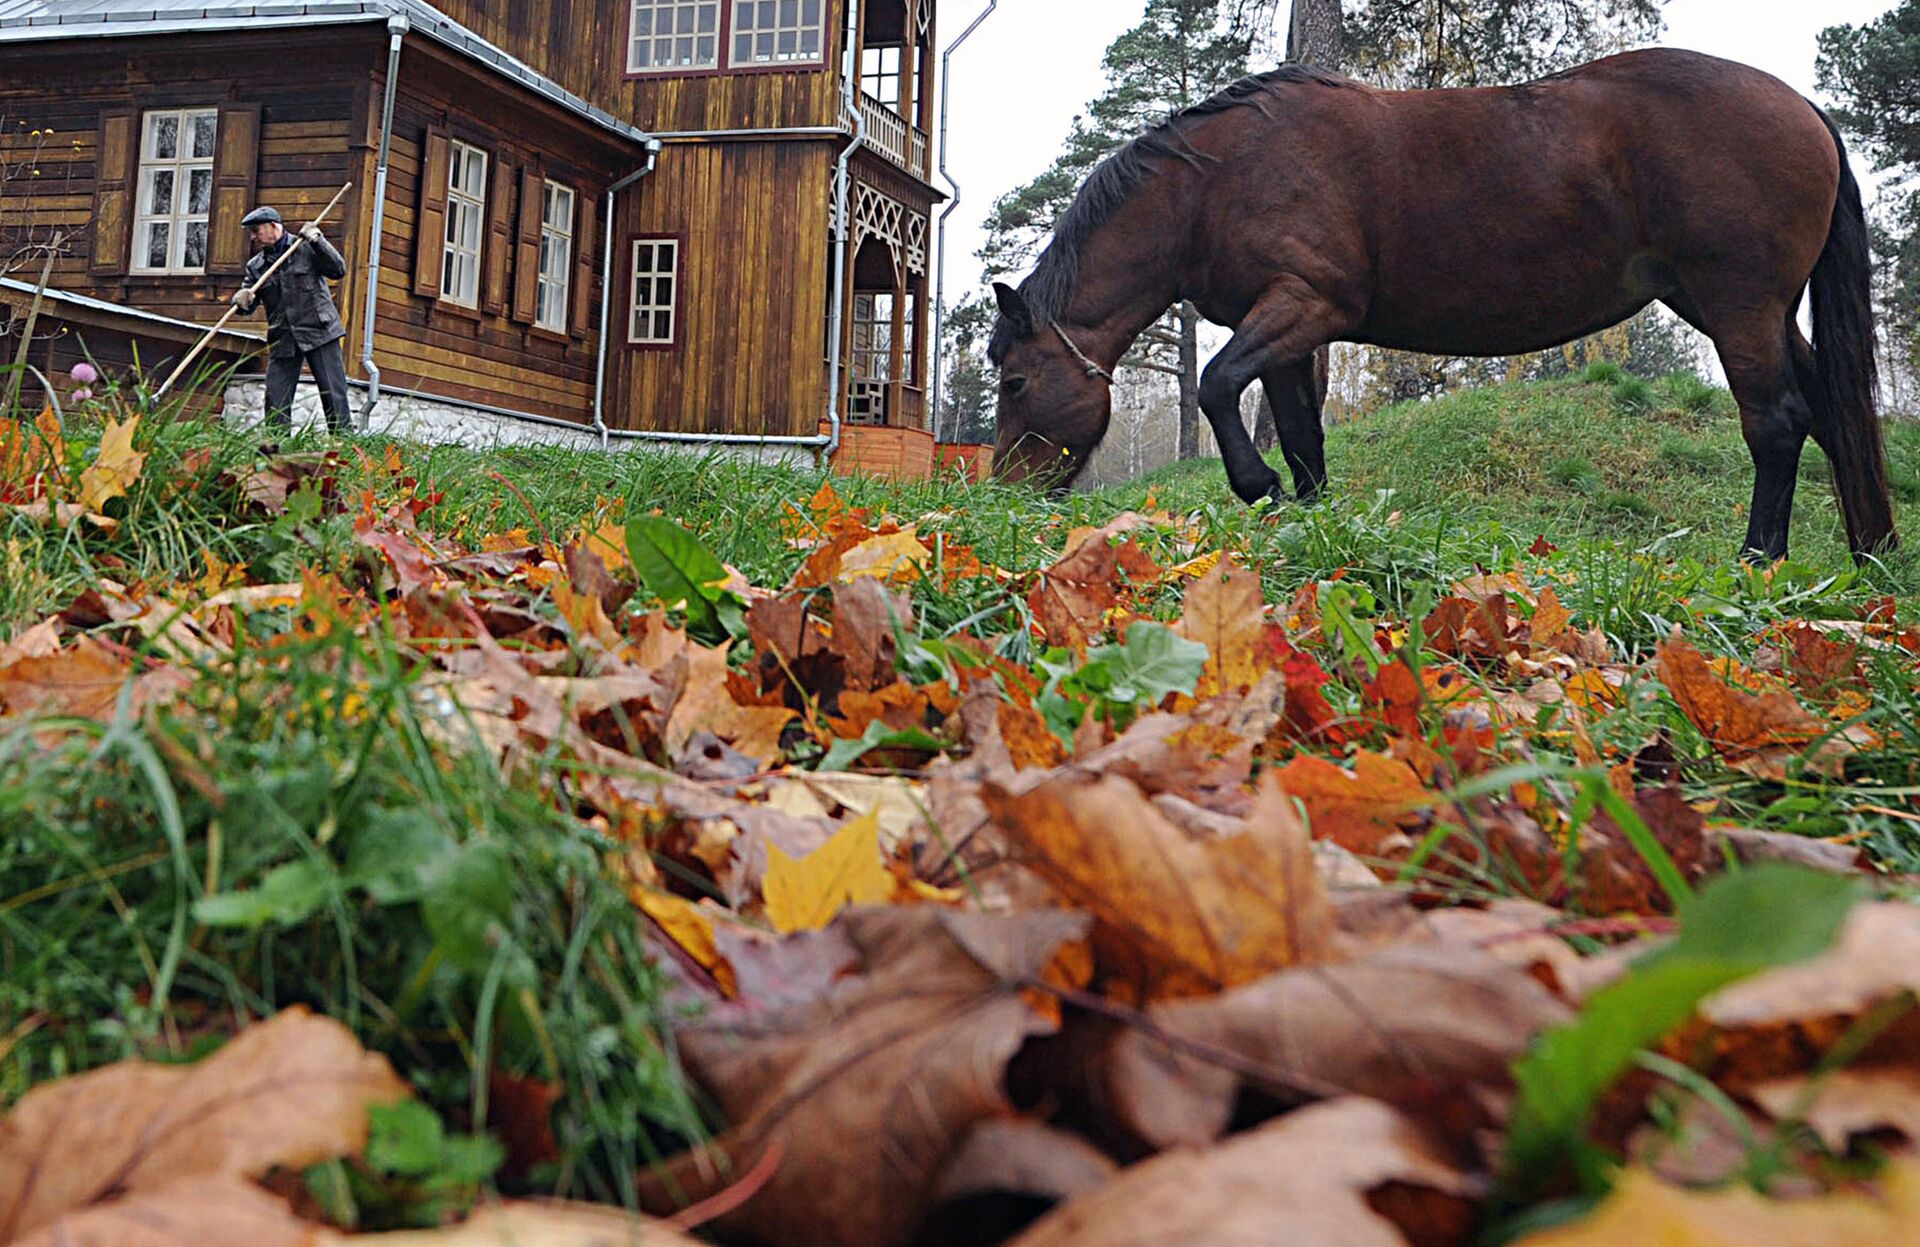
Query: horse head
987 281 1112 492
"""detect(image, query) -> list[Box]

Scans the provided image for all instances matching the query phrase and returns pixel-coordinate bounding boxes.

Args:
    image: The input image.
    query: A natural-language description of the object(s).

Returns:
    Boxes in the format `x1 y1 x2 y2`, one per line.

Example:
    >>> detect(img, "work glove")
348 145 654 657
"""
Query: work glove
299 223 324 245
229 288 257 314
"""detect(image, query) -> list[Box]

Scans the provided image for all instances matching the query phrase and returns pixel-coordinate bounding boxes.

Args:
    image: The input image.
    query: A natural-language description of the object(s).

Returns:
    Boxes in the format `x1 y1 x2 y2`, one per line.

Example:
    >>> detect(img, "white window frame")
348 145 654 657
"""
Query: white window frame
628 0 721 73
132 107 218 275
629 237 680 346
626 0 828 75
861 45 904 110
536 181 575 332
442 139 488 308
730 0 827 68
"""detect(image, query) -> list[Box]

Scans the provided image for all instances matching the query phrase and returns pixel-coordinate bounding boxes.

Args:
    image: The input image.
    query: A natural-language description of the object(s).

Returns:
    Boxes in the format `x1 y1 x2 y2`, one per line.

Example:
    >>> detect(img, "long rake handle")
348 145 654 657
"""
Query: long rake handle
152 180 353 403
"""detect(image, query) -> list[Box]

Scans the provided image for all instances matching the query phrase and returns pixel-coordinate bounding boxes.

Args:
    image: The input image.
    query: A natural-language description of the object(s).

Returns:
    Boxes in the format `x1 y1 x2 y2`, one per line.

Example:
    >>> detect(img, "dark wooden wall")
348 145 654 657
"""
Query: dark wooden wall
0 31 372 343
615 139 835 436
428 0 850 133
362 41 638 422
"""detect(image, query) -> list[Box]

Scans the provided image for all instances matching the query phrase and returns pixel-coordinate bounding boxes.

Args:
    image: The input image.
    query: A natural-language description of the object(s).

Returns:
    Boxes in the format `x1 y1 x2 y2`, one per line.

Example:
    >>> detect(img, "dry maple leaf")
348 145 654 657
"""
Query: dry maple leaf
0 635 188 723
10 1175 312 1247
1101 942 1570 1151
1028 516 1161 651
1005 1097 1477 1247
666 640 794 762
834 526 932 584
637 907 1092 1247
1692 902 1920 1090
984 771 1333 1000
76 413 145 513
314 1202 705 1245
1177 554 1264 695
1751 1069 1920 1153
0 1007 408 1242
1515 1160 1920 1247
761 810 895 933
1656 635 1848 779
1273 750 1433 861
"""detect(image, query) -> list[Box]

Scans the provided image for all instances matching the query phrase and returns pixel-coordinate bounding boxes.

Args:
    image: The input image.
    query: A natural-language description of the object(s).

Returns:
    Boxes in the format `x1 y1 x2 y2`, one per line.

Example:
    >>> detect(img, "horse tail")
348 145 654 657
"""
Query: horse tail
1807 108 1897 558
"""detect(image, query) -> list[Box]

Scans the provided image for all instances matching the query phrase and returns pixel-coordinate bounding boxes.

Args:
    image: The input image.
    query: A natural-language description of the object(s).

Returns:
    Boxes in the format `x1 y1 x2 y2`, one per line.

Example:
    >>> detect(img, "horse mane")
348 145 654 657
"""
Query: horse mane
988 63 1352 365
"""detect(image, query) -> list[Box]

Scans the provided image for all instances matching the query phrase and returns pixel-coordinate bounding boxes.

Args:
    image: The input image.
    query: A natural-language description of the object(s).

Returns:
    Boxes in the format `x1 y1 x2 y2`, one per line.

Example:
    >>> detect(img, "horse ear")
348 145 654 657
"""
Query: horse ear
993 281 1036 340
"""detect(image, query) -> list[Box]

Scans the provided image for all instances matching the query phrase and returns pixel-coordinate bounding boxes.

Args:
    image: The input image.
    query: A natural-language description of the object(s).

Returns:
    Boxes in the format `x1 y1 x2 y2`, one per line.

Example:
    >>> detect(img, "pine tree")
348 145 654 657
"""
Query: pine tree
1819 1 1920 376
1345 0 1663 89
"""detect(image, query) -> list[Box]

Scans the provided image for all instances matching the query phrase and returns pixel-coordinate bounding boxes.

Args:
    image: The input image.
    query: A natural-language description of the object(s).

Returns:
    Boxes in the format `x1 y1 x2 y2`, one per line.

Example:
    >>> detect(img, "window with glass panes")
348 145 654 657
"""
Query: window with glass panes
732 0 825 66
441 140 487 307
861 45 904 109
630 238 679 345
133 108 217 274
536 181 575 331
629 1 721 72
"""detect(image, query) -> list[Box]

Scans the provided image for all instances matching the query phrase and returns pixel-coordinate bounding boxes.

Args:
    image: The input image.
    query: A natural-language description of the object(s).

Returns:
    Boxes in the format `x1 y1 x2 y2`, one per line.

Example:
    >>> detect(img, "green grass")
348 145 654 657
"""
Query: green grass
3 369 1918 1214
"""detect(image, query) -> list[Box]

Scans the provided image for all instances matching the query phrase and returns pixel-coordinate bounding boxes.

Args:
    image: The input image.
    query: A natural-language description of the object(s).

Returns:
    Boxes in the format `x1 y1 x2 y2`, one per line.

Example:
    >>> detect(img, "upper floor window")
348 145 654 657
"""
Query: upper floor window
442 140 488 307
860 45 903 108
536 181 575 332
627 0 825 75
733 0 825 66
133 107 217 274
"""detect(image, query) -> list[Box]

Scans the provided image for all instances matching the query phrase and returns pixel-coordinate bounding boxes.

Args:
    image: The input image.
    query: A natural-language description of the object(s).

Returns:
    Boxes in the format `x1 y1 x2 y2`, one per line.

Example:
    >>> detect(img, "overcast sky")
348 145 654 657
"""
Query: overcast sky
932 0 1903 307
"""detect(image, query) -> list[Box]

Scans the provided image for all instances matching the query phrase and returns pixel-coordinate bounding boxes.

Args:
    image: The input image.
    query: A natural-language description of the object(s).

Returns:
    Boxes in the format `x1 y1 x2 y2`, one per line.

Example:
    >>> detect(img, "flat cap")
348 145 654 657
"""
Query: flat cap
239 205 282 227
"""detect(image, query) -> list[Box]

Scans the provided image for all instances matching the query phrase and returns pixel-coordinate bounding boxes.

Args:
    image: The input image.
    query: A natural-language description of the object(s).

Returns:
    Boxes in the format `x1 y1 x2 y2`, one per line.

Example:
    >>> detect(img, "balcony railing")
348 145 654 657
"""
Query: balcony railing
858 90 930 181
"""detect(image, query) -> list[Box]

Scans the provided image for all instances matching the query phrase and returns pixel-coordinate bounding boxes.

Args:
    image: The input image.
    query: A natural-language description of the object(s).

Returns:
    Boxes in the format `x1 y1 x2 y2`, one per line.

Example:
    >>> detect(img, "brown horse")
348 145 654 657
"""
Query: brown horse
987 49 1896 562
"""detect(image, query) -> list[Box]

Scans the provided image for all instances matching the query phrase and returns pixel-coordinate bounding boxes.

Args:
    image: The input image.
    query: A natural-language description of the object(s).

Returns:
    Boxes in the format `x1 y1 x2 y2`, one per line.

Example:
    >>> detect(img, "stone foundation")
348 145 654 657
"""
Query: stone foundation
221 377 820 467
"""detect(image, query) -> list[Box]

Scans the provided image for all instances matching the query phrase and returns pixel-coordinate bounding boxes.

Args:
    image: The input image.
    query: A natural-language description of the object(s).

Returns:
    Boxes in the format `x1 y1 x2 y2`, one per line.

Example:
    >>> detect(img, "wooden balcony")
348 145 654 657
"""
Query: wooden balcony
859 90 931 181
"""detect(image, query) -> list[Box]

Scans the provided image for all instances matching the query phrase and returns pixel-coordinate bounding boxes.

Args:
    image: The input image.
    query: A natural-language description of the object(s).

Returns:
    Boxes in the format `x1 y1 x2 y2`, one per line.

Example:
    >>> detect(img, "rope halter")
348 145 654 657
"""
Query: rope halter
1050 319 1115 384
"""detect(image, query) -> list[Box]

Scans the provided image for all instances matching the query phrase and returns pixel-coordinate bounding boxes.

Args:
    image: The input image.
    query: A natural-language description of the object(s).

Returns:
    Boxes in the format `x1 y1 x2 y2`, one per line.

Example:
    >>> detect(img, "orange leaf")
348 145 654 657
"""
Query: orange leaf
985 772 1333 999
1274 750 1432 859
1656 635 1842 777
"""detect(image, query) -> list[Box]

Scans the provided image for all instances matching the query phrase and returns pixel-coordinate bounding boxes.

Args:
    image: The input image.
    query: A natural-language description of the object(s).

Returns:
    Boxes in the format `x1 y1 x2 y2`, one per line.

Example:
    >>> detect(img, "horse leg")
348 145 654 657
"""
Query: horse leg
1201 286 1345 505
1260 358 1327 502
1714 320 1812 562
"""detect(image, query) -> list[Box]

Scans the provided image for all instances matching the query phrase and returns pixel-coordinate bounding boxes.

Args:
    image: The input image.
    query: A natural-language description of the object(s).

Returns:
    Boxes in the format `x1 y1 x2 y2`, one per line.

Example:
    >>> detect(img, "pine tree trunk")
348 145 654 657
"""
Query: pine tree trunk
1287 0 1343 67
1177 300 1202 460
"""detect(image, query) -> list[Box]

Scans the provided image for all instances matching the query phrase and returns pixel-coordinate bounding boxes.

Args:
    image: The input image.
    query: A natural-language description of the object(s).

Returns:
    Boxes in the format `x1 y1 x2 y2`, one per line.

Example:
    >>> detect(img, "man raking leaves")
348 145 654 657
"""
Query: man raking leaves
152 183 352 429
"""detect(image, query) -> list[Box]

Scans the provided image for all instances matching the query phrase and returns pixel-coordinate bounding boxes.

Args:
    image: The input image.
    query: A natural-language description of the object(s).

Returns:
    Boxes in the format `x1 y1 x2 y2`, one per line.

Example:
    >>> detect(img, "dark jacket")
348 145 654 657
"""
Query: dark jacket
243 231 347 359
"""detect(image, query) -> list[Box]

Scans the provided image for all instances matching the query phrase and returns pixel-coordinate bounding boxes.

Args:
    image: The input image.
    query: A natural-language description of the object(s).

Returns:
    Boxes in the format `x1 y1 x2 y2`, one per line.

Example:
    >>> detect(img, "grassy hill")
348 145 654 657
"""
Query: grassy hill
1129 369 1920 575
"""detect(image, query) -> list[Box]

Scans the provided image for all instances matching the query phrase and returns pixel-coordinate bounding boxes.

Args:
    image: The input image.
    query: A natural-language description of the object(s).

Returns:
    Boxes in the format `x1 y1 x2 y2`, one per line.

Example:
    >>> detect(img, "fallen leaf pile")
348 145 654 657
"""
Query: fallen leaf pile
5 419 1920 1245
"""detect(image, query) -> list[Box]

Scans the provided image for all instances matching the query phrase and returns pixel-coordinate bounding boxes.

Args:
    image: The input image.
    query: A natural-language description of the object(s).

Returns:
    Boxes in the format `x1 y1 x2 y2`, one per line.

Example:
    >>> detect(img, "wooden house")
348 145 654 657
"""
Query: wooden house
0 0 947 474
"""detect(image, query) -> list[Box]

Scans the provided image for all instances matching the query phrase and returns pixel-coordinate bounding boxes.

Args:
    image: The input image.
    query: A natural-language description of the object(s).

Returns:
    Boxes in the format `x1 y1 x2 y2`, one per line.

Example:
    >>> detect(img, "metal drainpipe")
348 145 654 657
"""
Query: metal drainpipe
592 141 663 450
822 0 865 462
930 0 996 442
357 13 408 430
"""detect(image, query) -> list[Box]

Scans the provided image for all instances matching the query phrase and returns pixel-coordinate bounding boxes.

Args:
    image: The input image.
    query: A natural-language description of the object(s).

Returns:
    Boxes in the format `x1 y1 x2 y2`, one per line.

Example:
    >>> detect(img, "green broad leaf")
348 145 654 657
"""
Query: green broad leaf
192 859 332 929
366 1101 445 1177
431 1132 508 1188
345 812 454 904
625 515 733 642
1500 865 1860 1206
421 840 530 985
820 719 948 772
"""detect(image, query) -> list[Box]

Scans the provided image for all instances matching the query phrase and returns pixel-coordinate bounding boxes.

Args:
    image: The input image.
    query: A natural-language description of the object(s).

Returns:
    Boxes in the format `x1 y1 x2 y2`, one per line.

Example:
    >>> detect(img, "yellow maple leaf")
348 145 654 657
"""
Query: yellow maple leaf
835 528 931 584
1518 1162 1920 1246
78 414 146 512
632 888 736 995
761 810 893 933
